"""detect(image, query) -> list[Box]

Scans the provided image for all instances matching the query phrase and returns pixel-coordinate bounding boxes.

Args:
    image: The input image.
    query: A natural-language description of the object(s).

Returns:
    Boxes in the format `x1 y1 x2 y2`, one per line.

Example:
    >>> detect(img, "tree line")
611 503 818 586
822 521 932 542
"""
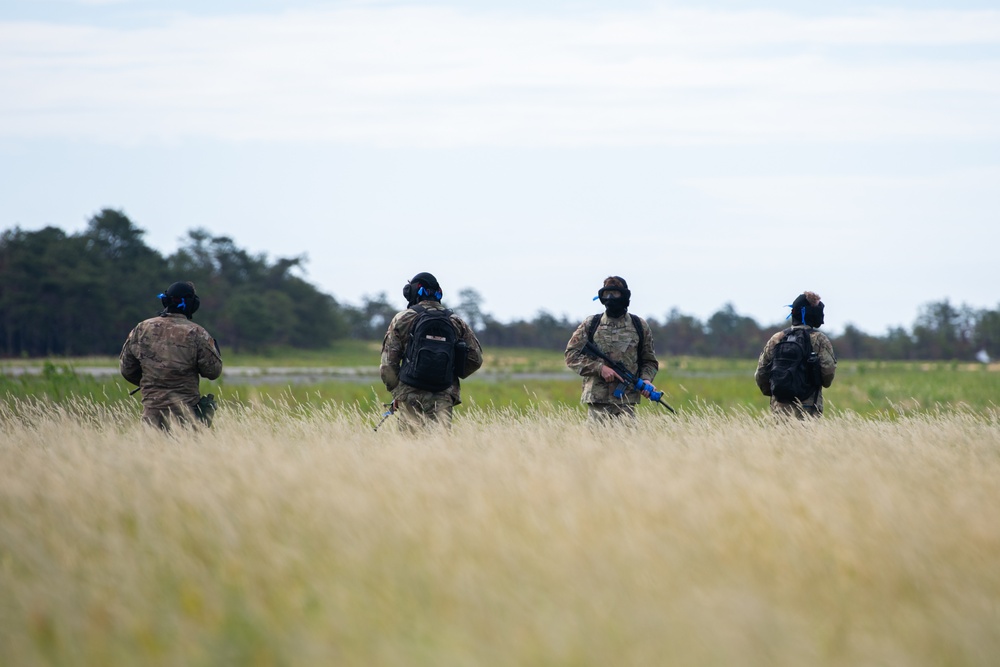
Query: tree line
2 210 998 361
0 210 347 356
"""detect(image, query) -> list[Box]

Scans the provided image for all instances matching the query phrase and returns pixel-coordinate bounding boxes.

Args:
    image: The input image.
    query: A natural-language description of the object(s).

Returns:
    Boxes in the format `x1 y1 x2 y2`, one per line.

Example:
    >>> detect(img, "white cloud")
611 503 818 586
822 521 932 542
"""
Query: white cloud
2 7 999 146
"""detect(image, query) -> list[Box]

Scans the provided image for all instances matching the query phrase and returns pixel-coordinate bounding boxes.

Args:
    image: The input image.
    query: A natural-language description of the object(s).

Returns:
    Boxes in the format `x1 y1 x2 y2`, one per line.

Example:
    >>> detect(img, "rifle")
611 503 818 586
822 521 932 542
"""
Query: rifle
581 341 675 413
373 402 396 432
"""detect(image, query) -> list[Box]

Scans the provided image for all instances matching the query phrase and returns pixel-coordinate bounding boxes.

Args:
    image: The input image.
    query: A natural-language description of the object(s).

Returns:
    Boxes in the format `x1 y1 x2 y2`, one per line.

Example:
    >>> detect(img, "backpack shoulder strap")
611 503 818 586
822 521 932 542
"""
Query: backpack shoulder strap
630 314 645 358
802 327 815 354
403 304 426 338
769 328 795 363
586 313 602 343
441 308 459 336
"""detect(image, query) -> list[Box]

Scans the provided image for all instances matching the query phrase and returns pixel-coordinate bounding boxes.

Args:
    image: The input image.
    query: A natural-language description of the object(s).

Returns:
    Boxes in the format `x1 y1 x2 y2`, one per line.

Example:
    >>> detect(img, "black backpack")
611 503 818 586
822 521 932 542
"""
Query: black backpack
768 327 821 402
399 305 461 392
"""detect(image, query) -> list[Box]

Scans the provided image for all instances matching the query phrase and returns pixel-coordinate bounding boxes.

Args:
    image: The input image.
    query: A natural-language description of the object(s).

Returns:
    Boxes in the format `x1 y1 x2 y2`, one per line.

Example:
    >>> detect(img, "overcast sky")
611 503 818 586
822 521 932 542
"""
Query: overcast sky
2 0 998 336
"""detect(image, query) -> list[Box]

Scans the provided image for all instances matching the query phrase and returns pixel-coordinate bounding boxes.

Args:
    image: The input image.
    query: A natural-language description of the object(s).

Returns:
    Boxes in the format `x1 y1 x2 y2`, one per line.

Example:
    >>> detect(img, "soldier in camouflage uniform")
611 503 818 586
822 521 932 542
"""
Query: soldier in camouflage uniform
754 291 837 418
565 276 659 422
380 272 483 431
120 281 223 429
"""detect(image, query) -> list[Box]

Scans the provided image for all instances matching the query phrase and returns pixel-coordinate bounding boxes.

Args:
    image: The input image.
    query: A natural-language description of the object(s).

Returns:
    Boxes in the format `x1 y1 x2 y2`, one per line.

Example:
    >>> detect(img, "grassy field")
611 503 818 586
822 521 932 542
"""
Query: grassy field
2 347 999 664
1 400 999 666
2 343 999 418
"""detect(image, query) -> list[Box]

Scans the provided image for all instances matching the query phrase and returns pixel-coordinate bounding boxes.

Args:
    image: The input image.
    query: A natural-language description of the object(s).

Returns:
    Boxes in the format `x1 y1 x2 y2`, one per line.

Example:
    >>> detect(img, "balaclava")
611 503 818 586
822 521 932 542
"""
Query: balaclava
159 281 200 319
790 291 824 328
403 272 443 307
596 276 631 318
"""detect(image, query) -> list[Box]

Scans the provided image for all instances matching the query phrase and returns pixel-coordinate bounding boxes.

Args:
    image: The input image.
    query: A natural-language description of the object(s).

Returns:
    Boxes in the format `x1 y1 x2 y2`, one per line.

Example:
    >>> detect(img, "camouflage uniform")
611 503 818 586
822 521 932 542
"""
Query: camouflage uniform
120 313 223 428
754 325 837 418
380 300 483 431
565 313 659 422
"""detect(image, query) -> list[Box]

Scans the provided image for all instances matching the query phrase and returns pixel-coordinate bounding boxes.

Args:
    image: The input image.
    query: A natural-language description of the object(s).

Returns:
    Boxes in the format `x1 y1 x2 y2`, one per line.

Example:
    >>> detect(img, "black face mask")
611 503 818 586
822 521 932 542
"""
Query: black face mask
604 300 628 318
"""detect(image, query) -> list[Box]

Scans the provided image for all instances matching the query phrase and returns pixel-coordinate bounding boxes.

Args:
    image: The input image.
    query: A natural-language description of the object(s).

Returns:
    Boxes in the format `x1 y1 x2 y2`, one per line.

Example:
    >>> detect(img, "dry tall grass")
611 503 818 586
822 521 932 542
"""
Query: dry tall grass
2 399 999 666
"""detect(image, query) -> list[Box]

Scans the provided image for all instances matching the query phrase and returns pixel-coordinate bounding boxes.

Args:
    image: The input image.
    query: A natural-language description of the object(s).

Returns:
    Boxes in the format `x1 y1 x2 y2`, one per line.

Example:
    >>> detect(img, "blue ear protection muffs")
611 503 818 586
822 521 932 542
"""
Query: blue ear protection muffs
417 285 443 300
159 293 189 311
404 273 443 305
159 282 201 318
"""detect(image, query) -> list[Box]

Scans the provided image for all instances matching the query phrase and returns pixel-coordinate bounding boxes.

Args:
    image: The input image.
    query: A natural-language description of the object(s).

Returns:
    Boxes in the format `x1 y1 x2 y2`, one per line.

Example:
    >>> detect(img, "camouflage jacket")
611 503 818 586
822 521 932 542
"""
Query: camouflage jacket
119 313 223 410
565 312 659 405
754 325 837 413
380 300 484 405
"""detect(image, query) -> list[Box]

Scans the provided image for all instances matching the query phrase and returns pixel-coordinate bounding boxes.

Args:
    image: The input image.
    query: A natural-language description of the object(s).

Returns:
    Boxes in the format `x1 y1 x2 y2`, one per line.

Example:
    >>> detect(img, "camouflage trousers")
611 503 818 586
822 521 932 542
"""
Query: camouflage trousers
395 393 456 432
586 402 637 424
142 405 200 431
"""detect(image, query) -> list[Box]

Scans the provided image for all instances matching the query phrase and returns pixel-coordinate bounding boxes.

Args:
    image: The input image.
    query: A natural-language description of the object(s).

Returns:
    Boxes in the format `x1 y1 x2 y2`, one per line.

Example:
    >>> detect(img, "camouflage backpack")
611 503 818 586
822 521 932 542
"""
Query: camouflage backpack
768 328 821 402
399 305 461 392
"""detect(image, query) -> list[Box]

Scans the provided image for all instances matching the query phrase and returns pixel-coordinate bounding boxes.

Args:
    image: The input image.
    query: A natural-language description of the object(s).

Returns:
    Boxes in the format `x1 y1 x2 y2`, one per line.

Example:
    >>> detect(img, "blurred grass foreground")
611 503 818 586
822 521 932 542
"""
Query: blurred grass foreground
2 398 999 666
